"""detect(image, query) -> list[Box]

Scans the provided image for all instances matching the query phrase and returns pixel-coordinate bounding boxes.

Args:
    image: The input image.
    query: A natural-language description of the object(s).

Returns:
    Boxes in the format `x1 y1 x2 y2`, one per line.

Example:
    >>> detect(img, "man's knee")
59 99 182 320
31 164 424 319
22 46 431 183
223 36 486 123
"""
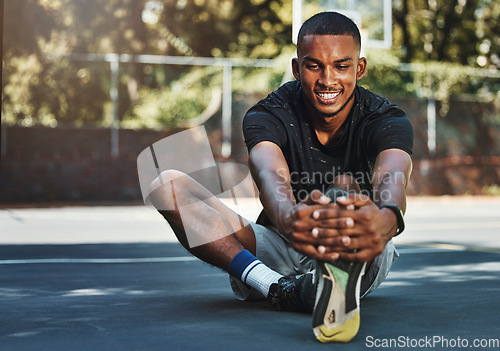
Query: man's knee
150 170 189 191
148 169 220 211
324 174 361 202
332 174 361 193
148 170 191 211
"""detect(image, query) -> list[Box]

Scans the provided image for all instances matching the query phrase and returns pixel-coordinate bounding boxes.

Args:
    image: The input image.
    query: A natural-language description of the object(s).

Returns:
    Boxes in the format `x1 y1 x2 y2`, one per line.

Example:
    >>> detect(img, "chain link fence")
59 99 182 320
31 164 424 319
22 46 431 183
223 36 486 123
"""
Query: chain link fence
1 56 499 203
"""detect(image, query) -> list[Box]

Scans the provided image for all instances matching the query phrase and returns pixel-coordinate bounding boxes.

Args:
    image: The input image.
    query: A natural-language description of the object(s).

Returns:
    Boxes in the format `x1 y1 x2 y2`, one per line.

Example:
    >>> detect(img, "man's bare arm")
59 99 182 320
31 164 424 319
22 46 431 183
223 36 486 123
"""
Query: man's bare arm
248 141 296 235
313 148 413 262
371 148 413 213
248 141 339 260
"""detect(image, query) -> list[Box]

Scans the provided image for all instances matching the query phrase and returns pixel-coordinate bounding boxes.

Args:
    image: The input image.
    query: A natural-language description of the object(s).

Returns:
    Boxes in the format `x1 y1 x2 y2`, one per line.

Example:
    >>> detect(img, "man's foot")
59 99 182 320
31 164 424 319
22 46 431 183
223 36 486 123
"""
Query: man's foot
312 260 365 343
311 186 363 342
267 273 315 313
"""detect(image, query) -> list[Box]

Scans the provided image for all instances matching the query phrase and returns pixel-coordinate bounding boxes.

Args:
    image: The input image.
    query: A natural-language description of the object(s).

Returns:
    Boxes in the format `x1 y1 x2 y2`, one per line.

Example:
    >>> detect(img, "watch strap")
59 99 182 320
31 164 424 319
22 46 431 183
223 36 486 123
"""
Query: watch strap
380 203 405 236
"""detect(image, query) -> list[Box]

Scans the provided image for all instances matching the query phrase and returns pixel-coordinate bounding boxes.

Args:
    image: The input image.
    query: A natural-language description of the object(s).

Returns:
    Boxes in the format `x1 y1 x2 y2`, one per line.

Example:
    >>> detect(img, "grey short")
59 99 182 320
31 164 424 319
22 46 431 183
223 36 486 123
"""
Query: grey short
229 222 399 301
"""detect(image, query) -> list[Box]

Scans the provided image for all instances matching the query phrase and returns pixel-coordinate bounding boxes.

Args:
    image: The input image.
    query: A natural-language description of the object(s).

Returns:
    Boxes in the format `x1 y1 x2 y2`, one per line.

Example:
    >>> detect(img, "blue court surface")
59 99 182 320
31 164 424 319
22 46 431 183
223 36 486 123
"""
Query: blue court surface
1 196 500 351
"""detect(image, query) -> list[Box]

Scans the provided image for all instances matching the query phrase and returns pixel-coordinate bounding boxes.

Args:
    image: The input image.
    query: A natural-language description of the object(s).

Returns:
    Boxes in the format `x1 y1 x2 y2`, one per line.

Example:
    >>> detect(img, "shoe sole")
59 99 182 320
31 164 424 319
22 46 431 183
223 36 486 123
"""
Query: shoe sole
312 260 365 343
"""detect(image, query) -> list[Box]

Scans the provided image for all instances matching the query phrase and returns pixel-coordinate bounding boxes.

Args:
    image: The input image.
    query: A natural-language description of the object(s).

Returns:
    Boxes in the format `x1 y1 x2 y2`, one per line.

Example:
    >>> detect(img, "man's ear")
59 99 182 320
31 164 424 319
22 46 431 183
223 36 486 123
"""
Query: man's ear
356 57 367 80
292 58 300 81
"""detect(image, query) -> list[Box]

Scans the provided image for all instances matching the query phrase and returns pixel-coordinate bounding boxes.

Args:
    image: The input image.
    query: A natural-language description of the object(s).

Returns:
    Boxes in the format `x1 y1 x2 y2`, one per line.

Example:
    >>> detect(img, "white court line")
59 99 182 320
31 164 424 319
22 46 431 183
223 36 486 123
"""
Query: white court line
0 256 198 265
396 247 451 254
408 221 500 231
2 244 497 265
396 242 500 254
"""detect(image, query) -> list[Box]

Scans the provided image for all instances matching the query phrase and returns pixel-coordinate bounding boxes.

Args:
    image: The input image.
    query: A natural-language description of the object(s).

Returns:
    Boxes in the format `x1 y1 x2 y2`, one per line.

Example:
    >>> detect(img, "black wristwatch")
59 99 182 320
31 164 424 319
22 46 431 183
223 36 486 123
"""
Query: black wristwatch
380 203 405 236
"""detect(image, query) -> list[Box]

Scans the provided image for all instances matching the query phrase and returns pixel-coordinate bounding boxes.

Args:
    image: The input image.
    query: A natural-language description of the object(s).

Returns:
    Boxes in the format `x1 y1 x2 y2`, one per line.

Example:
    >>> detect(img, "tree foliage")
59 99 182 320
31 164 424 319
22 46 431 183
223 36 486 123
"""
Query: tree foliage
2 0 498 128
393 0 499 68
3 0 294 127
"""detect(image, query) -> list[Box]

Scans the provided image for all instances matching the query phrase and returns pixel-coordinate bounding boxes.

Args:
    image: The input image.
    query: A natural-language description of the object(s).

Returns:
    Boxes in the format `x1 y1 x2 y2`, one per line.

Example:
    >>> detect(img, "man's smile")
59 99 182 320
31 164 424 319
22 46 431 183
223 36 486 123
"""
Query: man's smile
316 90 342 104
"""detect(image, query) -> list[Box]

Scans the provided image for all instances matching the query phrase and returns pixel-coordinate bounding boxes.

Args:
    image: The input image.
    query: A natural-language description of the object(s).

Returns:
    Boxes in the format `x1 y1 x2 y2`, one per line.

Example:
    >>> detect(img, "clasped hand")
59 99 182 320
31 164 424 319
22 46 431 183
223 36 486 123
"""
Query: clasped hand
281 190 397 262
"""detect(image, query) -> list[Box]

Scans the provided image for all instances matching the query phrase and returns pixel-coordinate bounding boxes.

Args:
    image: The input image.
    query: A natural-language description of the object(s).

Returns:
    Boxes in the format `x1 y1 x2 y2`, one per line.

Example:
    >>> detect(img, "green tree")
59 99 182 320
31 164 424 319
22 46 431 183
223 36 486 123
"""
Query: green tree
3 0 295 127
3 0 498 128
149 0 292 58
393 0 499 69
3 0 150 126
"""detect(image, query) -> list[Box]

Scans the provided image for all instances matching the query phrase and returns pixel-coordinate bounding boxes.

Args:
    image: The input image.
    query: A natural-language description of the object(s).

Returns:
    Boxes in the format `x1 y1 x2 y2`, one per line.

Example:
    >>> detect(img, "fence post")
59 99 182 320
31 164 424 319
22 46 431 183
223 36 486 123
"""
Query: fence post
110 54 120 157
427 95 436 157
1 120 5 157
0 0 4 159
221 62 232 158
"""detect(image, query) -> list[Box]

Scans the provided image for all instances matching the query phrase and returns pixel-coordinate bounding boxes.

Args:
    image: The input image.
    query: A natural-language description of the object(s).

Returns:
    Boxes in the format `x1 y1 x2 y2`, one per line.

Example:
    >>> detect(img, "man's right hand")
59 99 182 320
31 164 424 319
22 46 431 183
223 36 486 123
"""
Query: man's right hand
278 190 354 261
248 142 353 261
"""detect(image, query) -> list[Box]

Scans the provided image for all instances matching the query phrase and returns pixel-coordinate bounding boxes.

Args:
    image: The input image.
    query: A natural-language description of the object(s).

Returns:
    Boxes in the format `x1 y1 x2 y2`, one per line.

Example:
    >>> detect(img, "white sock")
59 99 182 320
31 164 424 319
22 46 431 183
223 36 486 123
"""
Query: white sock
241 260 283 297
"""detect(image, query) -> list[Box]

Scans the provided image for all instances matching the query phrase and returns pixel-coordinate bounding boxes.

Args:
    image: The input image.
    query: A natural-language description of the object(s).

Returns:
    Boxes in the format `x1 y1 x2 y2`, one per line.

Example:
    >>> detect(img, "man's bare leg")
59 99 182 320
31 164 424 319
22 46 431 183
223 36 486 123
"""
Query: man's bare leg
148 170 256 270
148 170 315 312
331 173 361 193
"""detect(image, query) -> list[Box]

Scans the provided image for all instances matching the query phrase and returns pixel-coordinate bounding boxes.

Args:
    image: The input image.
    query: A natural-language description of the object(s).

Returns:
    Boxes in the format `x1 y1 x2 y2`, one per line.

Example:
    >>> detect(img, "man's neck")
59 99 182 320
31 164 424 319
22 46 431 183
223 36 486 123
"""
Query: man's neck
307 98 354 146
312 116 347 146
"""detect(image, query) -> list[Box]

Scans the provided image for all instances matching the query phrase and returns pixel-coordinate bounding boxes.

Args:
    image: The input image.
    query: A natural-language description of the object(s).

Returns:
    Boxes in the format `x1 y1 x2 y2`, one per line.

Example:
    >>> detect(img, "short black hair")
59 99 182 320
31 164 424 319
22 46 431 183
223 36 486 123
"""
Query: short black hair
297 12 361 52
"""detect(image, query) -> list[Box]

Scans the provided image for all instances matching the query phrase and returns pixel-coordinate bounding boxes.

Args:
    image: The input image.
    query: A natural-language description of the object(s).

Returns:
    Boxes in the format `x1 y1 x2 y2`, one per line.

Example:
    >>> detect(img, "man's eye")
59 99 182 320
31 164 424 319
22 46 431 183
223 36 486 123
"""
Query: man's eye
337 65 349 70
307 64 319 70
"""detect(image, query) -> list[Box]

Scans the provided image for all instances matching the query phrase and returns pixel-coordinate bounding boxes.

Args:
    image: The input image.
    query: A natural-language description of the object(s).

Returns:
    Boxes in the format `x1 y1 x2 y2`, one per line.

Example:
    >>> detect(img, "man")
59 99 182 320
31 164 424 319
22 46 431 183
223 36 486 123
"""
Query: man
148 12 413 343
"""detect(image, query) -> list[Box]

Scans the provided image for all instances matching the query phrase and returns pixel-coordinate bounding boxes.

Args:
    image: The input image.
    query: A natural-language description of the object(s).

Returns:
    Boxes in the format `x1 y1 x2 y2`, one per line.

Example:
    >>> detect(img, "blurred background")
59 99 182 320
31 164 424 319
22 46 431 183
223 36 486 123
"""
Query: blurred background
1 0 499 205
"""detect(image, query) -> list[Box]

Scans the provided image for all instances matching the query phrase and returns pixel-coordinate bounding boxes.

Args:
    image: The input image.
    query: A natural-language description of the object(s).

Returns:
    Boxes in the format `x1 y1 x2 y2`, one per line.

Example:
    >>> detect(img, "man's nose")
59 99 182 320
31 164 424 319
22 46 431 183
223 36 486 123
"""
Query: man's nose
318 66 337 87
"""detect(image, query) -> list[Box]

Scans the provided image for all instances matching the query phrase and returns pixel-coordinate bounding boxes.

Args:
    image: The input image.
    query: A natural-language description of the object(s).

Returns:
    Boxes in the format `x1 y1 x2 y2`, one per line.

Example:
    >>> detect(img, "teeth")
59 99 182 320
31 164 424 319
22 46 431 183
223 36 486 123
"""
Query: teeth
317 92 340 100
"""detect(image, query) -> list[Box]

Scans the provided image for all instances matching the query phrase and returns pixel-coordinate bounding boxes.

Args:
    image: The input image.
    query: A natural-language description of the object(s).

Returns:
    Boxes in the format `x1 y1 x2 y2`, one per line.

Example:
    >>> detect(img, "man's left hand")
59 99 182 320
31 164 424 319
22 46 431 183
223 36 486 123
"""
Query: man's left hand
312 193 398 262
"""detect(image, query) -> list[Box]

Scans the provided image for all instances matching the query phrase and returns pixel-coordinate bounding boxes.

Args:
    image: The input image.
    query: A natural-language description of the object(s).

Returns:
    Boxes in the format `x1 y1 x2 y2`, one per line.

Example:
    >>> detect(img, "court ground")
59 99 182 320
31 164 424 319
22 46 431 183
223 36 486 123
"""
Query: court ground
1 196 500 350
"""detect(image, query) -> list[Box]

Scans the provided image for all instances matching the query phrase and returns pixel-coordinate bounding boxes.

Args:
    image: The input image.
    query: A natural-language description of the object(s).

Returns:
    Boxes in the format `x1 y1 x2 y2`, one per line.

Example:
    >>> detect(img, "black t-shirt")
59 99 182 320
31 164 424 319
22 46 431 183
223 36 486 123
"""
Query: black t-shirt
243 81 413 224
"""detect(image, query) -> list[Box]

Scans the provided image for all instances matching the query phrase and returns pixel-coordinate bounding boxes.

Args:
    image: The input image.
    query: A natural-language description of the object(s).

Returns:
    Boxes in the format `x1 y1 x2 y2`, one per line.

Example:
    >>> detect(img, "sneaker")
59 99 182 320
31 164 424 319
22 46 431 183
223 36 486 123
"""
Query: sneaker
312 259 365 342
312 187 365 343
324 187 350 202
267 273 315 313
